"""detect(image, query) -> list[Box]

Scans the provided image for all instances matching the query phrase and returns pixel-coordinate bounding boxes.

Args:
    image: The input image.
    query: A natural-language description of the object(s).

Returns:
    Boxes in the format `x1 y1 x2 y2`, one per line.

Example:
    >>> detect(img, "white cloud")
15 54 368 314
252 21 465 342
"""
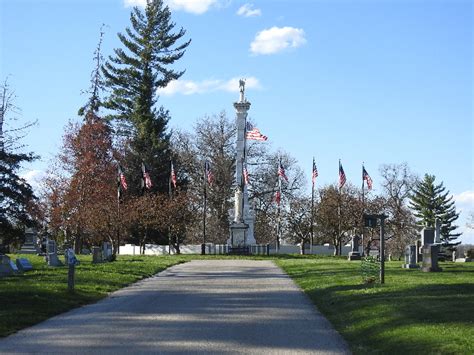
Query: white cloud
250 26 306 55
454 190 474 206
124 0 218 14
21 170 46 191
158 76 261 95
237 3 261 17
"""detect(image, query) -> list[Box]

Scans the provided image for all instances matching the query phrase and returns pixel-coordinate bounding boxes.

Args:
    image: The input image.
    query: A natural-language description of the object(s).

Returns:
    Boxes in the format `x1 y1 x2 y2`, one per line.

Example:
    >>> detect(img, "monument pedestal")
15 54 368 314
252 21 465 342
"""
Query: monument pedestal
348 252 361 261
19 228 40 254
421 245 442 272
229 222 249 247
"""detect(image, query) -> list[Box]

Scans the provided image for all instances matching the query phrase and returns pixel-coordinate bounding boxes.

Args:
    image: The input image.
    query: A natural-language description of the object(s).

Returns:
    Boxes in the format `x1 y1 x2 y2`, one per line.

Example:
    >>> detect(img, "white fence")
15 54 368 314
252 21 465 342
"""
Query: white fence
119 243 362 256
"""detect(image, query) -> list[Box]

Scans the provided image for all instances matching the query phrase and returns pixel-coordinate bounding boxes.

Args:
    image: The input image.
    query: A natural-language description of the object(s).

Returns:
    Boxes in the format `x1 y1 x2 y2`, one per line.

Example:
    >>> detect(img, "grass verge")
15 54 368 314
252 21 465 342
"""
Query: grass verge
276 257 474 355
0 254 191 337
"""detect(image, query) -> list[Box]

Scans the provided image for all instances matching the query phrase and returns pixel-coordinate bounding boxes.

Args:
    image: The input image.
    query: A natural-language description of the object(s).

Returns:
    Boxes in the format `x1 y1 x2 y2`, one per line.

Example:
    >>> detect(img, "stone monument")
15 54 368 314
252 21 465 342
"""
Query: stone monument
46 239 63 267
92 246 103 263
19 228 41 254
348 235 361 261
103 242 113 261
402 245 419 269
227 79 256 247
420 228 442 272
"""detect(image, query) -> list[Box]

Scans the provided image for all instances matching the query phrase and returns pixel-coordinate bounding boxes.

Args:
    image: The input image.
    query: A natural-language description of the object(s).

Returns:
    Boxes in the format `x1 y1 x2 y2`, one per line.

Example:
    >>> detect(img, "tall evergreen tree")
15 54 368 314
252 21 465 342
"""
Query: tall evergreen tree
0 80 36 249
103 0 190 194
410 174 461 245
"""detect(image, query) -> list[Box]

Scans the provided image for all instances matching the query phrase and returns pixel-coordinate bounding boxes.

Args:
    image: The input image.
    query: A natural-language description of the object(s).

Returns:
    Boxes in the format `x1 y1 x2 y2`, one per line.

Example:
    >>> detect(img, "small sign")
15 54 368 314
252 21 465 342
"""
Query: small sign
364 216 378 228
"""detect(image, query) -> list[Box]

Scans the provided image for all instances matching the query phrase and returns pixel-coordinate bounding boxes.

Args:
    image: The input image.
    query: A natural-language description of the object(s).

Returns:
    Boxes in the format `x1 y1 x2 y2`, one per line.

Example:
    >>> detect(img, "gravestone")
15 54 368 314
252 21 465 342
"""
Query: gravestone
0 255 15 277
348 235 361 261
16 258 33 272
19 228 41 254
416 240 422 263
103 242 113 261
421 245 442 272
402 245 419 269
92 246 103 264
455 250 472 263
421 228 435 246
46 240 63 267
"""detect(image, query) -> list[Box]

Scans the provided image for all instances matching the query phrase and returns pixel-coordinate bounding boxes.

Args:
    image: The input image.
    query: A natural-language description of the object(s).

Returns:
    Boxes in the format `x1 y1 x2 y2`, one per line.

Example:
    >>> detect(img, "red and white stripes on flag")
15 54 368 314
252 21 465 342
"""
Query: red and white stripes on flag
118 164 128 190
246 122 268 141
339 160 346 189
275 190 281 205
278 161 289 182
142 162 152 190
363 166 373 190
205 160 214 185
170 161 177 189
312 158 318 185
243 164 250 185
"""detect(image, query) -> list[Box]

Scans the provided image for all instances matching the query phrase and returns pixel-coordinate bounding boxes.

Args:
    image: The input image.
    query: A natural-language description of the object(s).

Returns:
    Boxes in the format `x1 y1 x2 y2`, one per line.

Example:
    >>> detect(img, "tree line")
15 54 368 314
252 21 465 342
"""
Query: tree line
0 0 464 257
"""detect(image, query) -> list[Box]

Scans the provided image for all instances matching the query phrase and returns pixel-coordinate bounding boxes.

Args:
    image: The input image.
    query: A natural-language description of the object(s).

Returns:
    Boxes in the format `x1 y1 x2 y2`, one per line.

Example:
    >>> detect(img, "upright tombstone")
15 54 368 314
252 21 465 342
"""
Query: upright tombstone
348 235 361 260
0 255 16 277
415 239 422 263
420 228 442 272
102 242 113 261
227 80 256 247
19 228 41 254
92 246 103 264
402 245 419 269
46 240 63 267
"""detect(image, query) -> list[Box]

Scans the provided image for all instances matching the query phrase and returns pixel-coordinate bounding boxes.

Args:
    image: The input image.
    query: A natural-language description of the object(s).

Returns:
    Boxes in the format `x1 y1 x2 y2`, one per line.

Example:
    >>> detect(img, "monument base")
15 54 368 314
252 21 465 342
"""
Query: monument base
422 266 442 272
402 264 420 269
48 253 63 267
229 222 249 247
455 258 472 263
348 252 361 261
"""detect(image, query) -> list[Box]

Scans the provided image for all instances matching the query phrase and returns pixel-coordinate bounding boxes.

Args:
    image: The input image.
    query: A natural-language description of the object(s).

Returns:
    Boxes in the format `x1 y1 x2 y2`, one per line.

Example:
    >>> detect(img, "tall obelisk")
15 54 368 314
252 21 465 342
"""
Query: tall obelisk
228 80 256 246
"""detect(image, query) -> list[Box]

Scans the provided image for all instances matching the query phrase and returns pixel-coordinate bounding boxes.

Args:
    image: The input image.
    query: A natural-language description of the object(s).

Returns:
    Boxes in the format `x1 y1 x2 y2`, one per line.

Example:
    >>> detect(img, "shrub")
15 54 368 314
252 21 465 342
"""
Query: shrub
361 256 380 284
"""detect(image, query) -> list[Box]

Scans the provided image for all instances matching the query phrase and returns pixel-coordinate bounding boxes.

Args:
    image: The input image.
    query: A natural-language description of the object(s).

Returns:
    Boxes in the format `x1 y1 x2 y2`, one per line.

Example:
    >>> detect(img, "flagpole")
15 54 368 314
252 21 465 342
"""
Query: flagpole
117 165 121 256
338 159 342 256
277 157 281 252
361 162 365 256
202 161 207 255
310 157 315 255
168 160 172 255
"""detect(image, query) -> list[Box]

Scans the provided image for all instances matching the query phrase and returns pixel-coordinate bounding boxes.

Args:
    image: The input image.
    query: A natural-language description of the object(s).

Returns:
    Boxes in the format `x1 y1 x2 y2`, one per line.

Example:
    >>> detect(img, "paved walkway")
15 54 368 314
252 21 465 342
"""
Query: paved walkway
0 260 350 354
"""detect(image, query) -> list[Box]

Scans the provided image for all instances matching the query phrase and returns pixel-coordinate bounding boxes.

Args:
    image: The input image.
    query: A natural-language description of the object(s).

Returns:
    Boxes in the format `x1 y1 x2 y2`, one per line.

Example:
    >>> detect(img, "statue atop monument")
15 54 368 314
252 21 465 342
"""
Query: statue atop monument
239 79 245 102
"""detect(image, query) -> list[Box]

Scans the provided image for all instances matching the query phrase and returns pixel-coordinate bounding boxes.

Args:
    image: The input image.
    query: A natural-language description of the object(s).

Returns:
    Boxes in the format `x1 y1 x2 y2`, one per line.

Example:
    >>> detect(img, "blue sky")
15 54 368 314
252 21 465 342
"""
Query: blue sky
1 0 472 243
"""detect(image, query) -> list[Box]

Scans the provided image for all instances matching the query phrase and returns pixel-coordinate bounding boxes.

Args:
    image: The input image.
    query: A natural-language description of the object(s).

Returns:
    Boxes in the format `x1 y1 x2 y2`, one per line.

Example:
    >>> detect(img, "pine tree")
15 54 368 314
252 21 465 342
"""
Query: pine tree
409 174 461 244
0 80 36 249
103 0 190 194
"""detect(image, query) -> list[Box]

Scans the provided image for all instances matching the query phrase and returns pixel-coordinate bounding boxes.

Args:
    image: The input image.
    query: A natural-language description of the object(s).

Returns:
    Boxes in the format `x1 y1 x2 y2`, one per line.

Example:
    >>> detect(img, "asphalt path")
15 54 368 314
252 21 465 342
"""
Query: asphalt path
0 260 350 354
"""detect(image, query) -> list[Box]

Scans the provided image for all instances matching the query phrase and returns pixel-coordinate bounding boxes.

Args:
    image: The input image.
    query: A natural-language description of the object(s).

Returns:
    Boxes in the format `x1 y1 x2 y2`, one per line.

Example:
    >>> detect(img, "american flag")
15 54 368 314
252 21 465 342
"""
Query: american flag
142 162 152 189
246 122 268 141
278 161 289 182
275 190 281 205
339 160 346 189
312 158 318 185
205 160 214 185
243 165 250 185
170 161 177 189
118 164 128 190
362 166 373 190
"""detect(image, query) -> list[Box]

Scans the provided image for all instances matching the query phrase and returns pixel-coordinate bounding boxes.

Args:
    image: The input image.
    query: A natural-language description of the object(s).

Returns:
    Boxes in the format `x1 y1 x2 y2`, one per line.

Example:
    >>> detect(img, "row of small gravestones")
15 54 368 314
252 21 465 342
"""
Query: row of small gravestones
0 239 114 278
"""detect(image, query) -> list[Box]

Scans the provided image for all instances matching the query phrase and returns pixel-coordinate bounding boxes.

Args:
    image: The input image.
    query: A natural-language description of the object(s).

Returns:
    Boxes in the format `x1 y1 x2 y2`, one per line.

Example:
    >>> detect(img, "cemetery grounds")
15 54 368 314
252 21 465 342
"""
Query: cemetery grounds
0 254 472 354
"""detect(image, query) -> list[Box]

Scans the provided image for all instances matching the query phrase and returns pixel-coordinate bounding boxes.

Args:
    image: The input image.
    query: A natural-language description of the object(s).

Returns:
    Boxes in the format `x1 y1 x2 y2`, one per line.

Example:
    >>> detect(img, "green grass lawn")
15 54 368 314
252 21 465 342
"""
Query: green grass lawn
276 257 474 355
0 254 192 337
1 254 473 354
